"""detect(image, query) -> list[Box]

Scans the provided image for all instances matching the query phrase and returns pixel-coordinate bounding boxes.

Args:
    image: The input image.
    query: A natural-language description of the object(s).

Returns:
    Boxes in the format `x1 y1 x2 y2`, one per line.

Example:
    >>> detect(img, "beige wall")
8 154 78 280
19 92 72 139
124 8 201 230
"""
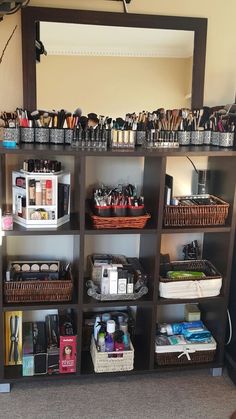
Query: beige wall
36 55 191 116
1 0 236 111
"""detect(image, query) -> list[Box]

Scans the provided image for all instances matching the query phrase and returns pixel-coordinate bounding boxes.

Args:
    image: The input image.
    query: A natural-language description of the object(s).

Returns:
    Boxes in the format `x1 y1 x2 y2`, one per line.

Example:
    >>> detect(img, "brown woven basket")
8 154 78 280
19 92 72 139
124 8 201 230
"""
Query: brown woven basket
163 194 229 227
155 349 216 366
90 212 151 229
4 274 73 303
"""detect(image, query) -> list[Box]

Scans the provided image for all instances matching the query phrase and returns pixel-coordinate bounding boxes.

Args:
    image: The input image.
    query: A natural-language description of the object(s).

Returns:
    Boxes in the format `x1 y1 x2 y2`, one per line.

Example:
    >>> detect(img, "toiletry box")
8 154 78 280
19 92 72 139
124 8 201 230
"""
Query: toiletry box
159 259 222 299
155 336 216 366
90 336 134 373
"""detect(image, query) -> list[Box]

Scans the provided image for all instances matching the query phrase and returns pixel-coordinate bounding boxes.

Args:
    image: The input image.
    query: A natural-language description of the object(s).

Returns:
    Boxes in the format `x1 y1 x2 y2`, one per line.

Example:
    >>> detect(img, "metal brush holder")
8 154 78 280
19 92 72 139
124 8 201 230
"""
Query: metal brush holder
219 132 234 148
20 127 35 143
203 130 211 145
136 130 146 146
3 127 20 144
211 131 219 146
177 131 191 145
49 128 64 144
190 131 204 145
35 127 49 144
64 128 73 145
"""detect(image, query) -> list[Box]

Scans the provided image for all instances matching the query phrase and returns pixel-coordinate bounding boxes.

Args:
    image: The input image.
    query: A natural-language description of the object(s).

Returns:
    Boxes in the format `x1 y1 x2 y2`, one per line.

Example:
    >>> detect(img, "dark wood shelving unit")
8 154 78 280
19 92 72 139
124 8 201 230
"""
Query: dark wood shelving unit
0 146 236 387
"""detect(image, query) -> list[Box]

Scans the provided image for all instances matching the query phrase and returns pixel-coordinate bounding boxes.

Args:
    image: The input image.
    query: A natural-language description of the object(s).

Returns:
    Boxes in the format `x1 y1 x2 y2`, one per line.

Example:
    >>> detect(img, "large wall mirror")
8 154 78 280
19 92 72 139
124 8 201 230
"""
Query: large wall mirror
21 7 207 112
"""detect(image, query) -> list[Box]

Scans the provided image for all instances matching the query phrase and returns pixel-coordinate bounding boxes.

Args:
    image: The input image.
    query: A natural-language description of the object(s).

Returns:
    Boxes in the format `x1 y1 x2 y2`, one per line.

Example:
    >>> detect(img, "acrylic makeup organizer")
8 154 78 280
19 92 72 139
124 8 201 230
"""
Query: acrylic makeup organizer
12 170 71 228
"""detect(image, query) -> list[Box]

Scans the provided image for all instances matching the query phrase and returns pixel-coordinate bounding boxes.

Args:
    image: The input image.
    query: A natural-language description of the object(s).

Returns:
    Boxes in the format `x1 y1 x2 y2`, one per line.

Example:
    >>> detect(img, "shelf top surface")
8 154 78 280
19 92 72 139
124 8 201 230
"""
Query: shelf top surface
1 144 236 157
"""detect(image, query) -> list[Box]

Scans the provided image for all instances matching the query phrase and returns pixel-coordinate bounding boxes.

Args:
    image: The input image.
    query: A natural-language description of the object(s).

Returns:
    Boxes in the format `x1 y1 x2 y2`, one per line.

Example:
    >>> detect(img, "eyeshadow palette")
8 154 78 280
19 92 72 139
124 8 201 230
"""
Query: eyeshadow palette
8 260 60 273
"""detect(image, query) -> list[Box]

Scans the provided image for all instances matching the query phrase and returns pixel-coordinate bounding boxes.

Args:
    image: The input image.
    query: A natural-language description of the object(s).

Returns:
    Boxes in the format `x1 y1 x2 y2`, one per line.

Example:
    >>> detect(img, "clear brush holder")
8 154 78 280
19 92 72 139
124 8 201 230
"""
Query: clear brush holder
203 130 212 145
219 132 235 148
111 130 135 149
190 131 204 145
35 127 50 144
64 128 73 145
20 127 35 143
211 131 219 146
49 128 65 144
3 127 20 144
177 131 191 145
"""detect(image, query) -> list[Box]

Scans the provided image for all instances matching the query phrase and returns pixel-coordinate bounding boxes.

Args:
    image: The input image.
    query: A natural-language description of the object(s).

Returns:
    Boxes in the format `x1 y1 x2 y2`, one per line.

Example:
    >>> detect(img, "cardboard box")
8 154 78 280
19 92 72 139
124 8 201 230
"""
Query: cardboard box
59 336 76 374
5 311 22 366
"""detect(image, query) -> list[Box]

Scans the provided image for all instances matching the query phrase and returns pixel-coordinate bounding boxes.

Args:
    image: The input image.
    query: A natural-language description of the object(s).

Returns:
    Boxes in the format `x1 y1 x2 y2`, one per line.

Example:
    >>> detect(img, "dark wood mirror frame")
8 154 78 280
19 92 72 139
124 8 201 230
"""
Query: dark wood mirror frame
21 7 207 110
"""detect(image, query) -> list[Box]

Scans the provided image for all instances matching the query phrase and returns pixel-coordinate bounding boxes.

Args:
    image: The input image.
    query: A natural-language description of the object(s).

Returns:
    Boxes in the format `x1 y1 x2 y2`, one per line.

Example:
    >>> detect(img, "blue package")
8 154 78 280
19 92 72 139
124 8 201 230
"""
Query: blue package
183 327 211 342
2 140 17 148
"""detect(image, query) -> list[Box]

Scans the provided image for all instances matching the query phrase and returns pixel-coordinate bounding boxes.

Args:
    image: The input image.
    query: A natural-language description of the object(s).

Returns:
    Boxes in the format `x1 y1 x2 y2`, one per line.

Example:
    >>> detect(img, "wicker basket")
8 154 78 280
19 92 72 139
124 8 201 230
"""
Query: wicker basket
90 336 134 373
155 349 216 366
159 259 222 299
163 194 229 227
4 273 73 303
90 212 151 229
155 336 217 366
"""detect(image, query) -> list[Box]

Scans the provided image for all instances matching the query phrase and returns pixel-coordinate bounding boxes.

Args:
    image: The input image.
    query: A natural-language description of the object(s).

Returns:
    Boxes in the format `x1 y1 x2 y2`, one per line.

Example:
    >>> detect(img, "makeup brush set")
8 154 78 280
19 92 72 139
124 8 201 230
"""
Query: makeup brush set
92 184 145 217
1 105 235 149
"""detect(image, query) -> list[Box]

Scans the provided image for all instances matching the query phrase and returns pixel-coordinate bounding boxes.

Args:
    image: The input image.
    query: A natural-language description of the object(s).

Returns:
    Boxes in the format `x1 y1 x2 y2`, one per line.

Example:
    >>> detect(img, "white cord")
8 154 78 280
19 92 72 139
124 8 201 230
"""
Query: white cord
226 309 232 345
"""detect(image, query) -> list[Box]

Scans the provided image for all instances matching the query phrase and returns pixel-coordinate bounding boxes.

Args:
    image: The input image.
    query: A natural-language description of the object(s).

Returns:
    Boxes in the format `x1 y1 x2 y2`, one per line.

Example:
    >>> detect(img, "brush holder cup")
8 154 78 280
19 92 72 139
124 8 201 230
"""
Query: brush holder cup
203 130 212 145
3 127 20 144
177 131 191 145
35 127 50 144
112 205 127 217
49 128 65 144
94 206 112 217
136 131 146 146
190 131 204 145
20 127 35 143
219 132 234 148
64 128 73 145
211 132 219 146
127 205 145 217
111 130 135 149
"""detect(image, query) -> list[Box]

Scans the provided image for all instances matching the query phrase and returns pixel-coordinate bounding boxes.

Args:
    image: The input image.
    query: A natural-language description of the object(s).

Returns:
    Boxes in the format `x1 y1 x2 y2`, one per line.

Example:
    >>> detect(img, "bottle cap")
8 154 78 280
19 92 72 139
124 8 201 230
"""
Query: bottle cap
102 313 111 322
36 181 41 191
46 179 52 188
119 322 128 333
106 320 115 334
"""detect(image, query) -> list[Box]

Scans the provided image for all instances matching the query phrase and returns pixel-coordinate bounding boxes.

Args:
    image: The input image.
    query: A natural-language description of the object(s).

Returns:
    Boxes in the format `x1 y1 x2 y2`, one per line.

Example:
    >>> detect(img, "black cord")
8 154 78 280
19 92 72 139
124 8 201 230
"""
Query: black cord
6 0 30 15
186 156 198 173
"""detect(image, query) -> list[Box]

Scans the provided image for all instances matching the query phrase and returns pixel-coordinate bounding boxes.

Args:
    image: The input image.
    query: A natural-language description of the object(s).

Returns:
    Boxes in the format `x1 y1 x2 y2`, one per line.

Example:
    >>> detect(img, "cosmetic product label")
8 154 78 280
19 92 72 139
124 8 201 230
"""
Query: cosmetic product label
101 268 110 295
23 355 34 376
118 278 127 294
127 283 134 294
109 269 118 294
59 336 76 374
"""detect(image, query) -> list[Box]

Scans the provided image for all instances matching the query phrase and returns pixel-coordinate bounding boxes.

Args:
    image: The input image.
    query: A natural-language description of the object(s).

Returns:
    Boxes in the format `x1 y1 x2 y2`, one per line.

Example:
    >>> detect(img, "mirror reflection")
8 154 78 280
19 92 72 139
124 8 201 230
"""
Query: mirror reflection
36 22 194 117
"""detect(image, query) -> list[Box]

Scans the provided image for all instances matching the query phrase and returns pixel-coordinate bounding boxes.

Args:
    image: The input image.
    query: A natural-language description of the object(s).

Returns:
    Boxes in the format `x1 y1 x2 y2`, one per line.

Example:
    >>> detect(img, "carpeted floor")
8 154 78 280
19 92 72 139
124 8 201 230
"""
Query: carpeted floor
0 369 236 419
